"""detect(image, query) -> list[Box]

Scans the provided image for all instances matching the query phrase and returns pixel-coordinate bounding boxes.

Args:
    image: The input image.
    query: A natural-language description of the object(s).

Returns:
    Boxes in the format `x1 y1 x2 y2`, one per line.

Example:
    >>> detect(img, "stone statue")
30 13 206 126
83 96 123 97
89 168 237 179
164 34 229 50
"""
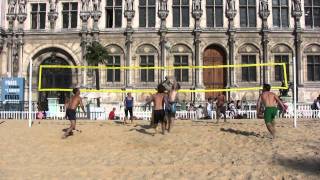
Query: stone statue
18 0 26 14
159 0 167 11
227 0 235 11
260 0 269 12
92 0 101 11
81 0 90 11
193 0 201 10
8 0 17 14
126 0 134 11
49 0 58 12
293 0 302 12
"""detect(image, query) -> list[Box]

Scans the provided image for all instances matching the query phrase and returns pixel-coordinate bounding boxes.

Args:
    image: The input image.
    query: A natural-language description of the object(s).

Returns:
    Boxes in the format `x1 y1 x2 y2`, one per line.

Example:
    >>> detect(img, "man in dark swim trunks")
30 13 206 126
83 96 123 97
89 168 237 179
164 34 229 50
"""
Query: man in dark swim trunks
149 84 166 135
257 84 286 139
62 88 86 139
216 93 227 123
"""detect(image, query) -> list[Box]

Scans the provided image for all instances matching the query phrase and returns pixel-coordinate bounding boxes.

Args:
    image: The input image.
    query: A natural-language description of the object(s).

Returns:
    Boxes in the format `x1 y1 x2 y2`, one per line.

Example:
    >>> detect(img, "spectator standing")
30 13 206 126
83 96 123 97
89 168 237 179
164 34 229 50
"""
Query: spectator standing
206 98 213 119
124 93 134 124
216 94 227 123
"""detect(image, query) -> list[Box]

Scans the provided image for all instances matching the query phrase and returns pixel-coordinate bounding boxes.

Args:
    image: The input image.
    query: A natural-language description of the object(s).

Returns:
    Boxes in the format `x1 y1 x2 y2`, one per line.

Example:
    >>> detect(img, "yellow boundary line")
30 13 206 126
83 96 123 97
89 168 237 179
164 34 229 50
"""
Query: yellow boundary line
38 63 289 93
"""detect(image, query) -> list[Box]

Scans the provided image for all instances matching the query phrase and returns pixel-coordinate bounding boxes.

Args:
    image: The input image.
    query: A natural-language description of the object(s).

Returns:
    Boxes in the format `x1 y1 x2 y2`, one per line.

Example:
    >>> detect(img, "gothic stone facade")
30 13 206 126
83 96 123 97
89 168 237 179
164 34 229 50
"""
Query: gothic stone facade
0 0 320 104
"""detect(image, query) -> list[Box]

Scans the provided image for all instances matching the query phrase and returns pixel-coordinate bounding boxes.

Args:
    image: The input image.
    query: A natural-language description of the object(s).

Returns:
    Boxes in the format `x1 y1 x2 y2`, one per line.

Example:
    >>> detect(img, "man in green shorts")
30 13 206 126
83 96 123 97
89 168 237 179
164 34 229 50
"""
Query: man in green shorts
257 84 286 138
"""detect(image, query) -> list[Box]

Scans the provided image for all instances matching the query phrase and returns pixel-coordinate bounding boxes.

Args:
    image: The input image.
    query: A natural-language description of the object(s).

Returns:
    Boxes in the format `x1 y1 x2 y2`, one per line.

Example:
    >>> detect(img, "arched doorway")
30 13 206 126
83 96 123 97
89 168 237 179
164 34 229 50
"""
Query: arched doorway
203 45 226 99
38 54 73 108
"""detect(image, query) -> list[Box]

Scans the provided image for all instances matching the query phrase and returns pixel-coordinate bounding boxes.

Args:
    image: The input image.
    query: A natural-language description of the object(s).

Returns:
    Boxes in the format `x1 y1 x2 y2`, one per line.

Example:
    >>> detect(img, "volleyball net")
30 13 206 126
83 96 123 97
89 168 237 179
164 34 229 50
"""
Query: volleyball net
38 62 288 93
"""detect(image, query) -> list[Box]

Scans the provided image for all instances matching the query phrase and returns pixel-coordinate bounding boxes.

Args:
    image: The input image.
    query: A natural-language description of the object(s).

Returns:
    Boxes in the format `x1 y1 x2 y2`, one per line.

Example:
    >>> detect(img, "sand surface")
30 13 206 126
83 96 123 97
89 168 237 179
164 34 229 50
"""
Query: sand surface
0 119 319 179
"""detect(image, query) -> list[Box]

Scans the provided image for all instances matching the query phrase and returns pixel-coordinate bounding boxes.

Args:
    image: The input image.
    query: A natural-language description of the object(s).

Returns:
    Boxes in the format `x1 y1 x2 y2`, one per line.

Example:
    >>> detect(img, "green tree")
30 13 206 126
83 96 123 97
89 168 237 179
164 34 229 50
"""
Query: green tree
85 41 109 107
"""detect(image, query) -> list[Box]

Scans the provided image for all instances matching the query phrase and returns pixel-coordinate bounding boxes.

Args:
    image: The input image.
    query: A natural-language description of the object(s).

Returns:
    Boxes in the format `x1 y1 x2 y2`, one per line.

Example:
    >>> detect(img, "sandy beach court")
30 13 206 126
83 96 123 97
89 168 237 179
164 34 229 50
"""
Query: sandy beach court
0 119 319 179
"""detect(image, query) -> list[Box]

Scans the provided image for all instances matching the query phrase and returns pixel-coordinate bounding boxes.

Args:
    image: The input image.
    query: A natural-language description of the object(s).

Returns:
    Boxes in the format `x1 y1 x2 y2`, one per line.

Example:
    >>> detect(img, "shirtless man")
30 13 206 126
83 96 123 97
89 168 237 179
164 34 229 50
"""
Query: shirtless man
216 93 227 123
165 82 180 132
62 88 86 139
257 84 286 139
149 84 166 135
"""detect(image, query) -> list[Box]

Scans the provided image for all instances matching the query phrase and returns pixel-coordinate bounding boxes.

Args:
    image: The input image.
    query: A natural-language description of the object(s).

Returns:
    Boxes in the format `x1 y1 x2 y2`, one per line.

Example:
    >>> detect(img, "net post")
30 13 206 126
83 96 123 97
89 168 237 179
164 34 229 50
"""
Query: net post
28 58 33 127
293 57 297 128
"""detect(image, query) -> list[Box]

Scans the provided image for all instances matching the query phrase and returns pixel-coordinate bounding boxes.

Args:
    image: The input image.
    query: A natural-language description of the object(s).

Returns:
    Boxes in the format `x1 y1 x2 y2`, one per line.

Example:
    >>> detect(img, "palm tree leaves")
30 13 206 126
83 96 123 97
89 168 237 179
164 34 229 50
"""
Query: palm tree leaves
86 41 109 66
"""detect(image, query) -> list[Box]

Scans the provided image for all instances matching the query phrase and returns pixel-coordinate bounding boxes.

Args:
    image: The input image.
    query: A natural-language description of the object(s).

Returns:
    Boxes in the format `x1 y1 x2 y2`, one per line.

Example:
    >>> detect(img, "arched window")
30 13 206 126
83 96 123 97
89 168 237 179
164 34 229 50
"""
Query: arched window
304 44 320 81
173 0 189 27
271 44 292 82
170 44 192 82
139 0 156 27
272 0 289 28
105 45 124 83
239 0 256 27
238 44 260 82
136 44 158 83
105 0 122 28
305 0 320 28
206 0 223 27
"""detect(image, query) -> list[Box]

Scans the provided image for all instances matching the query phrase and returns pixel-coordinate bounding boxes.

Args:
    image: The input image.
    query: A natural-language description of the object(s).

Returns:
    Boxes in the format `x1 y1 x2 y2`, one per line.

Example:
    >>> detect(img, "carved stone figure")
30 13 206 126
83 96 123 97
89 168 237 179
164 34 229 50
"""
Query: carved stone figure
260 0 269 12
92 0 101 11
293 0 302 12
81 0 90 11
193 0 201 10
227 0 235 11
160 0 167 11
49 0 58 12
126 0 134 11
8 0 17 14
18 0 26 14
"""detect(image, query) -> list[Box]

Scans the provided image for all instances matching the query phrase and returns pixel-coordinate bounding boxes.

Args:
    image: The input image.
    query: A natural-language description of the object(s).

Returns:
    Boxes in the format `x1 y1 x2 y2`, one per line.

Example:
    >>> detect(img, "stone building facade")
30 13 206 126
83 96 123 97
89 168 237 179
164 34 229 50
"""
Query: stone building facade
0 0 320 104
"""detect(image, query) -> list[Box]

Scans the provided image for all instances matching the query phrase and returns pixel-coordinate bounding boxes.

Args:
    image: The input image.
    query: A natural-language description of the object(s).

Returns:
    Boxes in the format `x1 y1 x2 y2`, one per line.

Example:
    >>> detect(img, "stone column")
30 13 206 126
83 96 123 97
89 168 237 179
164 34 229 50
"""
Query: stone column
226 1 237 92
16 12 26 77
292 1 303 101
259 0 270 84
192 0 203 89
158 0 169 82
80 11 91 86
125 30 133 88
0 28 5 77
0 28 5 54
124 7 135 88
6 13 16 77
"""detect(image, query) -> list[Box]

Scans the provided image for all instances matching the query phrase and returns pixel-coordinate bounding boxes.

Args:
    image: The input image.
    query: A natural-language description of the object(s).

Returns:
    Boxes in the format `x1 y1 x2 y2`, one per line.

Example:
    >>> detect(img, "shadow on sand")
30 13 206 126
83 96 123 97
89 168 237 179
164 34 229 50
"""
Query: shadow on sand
0 121 5 125
112 121 125 125
220 128 263 138
276 156 320 175
135 129 155 136
129 124 155 136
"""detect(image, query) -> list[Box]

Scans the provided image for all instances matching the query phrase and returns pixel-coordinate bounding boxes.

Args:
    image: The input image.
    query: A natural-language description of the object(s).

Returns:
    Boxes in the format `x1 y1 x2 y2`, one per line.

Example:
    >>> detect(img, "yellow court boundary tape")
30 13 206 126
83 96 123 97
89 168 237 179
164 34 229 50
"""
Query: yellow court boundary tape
38 63 288 93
